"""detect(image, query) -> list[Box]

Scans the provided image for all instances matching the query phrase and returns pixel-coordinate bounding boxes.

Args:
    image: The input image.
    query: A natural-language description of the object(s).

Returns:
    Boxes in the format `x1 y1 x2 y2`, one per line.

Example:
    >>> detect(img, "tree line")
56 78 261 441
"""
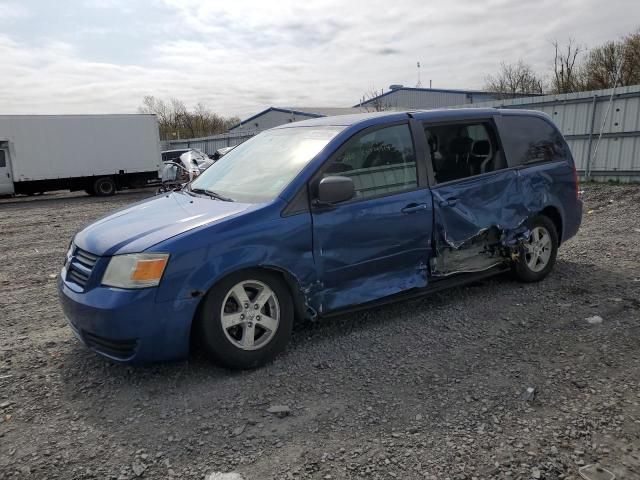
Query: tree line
484 29 640 97
138 96 240 141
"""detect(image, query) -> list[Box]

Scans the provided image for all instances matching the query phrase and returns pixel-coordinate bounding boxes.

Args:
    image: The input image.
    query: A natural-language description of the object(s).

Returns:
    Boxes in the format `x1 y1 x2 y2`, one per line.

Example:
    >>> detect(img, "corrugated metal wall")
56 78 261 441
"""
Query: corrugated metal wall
166 130 259 155
360 89 515 110
367 89 471 110
463 85 640 182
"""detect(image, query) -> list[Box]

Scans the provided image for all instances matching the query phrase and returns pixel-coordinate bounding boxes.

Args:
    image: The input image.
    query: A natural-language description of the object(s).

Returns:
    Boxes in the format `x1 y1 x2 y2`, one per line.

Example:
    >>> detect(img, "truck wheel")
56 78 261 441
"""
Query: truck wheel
196 270 294 369
93 177 116 196
512 215 559 283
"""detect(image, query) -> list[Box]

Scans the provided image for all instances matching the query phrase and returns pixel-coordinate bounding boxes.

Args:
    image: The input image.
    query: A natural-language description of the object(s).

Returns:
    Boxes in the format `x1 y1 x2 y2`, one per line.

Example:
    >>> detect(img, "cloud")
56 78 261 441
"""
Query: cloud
376 48 402 56
0 0 639 117
0 2 31 19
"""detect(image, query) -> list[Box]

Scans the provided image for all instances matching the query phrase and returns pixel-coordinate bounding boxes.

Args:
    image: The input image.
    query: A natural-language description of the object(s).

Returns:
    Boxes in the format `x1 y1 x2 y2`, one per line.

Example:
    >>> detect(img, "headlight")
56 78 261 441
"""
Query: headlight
102 253 169 289
64 241 74 266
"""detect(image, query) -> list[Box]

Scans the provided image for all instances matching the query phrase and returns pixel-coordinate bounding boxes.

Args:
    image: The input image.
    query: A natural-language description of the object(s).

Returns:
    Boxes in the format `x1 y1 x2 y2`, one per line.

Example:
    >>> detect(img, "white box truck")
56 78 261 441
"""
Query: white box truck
0 114 161 196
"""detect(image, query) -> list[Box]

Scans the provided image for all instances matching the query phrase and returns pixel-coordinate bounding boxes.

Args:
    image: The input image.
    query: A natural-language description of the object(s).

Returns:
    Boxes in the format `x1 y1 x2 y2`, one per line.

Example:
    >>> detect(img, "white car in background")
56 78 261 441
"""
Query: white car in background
158 148 214 193
161 148 214 176
212 145 237 160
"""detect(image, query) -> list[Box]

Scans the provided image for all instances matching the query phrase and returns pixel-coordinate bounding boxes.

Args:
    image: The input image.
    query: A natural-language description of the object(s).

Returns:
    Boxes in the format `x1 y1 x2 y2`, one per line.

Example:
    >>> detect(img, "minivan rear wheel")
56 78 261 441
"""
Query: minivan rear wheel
197 270 293 369
512 215 558 282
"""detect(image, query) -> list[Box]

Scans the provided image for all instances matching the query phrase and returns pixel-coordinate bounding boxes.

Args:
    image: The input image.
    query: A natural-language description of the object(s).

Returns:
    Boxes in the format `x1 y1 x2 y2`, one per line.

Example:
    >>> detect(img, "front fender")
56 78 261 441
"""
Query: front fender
153 210 317 308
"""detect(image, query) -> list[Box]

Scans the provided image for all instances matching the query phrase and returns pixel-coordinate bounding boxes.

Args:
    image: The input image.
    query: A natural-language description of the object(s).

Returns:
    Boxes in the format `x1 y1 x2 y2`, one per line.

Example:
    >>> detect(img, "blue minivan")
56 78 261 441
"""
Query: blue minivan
58 109 582 368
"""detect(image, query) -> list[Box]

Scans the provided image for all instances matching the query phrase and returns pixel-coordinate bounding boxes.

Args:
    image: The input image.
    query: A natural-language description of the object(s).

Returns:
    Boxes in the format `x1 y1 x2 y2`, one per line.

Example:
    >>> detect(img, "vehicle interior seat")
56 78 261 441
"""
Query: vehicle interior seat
469 140 491 175
435 136 473 182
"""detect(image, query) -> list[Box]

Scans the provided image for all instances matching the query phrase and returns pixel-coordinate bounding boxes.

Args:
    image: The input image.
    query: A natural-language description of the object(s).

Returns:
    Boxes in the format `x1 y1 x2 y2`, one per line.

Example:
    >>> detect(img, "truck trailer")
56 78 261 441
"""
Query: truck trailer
0 114 161 196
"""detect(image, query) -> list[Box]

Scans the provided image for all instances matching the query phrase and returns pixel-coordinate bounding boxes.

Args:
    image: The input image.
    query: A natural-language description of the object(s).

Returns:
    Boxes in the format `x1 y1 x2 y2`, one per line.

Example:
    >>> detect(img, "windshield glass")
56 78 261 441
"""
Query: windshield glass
190 126 344 203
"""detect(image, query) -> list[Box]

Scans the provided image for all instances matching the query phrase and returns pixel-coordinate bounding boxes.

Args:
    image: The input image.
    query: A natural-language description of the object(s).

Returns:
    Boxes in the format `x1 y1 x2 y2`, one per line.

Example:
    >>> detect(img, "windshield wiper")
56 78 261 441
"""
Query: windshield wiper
190 187 234 202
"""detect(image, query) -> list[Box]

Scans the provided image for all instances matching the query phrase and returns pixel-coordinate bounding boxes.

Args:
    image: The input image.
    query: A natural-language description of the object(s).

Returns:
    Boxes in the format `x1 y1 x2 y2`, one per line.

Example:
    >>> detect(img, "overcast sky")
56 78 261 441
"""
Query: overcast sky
1 0 638 118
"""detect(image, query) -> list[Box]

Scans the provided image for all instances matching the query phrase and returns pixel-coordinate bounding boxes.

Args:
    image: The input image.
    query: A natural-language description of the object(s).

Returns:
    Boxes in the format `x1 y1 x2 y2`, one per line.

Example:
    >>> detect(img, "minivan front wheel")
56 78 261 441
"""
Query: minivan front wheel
197 270 293 369
513 215 558 282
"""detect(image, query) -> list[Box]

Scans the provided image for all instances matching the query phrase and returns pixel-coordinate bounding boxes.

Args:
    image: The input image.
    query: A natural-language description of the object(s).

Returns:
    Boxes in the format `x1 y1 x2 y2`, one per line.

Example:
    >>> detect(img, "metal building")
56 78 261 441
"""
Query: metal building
170 84 640 182
463 84 640 182
356 86 536 110
227 88 536 134
229 107 363 133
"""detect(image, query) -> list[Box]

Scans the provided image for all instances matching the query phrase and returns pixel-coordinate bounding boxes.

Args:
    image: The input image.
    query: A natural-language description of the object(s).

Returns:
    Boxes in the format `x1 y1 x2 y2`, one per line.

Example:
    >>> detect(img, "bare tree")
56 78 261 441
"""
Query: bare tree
551 39 584 93
358 87 393 112
579 30 640 90
138 96 240 141
139 95 174 138
484 60 544 98
621 30 640 86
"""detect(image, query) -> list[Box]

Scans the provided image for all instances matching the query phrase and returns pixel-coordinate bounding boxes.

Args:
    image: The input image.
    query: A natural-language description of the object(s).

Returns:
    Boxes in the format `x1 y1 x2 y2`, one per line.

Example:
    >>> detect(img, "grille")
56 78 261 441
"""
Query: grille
83 331 137 359
67 247 99 289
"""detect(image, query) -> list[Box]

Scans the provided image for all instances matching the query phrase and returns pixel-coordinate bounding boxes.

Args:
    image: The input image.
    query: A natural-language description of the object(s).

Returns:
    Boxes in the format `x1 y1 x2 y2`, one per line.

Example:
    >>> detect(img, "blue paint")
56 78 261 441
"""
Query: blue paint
311 188 433 311
59 109 583 363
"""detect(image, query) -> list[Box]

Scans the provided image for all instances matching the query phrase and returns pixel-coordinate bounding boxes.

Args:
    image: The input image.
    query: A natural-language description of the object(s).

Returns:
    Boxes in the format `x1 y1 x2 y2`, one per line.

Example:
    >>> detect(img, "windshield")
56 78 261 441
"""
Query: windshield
190 126 344 203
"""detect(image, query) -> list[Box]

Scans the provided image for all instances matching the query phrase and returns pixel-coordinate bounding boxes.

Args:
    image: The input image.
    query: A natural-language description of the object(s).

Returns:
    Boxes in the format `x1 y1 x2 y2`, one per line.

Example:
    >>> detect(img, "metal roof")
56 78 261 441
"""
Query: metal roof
353 87 539 107
280 107 364 116
229 106 363 130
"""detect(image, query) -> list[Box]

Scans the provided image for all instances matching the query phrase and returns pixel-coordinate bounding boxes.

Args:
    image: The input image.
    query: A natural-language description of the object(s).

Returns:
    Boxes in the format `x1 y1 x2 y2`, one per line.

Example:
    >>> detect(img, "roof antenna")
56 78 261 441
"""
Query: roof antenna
416 61 423 88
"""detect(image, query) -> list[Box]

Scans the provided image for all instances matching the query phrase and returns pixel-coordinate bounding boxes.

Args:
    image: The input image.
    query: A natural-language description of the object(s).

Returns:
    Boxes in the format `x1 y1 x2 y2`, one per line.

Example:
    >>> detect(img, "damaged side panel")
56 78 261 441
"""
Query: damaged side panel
429 170 530 276
311 189 434 312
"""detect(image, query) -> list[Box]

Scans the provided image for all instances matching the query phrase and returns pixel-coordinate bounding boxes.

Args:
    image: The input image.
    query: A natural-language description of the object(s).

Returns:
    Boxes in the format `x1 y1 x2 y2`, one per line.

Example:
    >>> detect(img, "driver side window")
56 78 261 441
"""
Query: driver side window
323 124 417 200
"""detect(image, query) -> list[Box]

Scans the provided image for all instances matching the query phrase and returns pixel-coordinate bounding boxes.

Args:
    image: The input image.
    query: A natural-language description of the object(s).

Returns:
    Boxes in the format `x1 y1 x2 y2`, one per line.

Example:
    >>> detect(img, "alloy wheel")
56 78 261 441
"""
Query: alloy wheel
220 280 280 351
525 226 552 272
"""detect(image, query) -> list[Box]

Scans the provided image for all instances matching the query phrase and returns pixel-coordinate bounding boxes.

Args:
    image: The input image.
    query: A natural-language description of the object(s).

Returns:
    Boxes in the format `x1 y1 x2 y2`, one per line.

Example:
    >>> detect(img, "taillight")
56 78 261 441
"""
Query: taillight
572 162 582 200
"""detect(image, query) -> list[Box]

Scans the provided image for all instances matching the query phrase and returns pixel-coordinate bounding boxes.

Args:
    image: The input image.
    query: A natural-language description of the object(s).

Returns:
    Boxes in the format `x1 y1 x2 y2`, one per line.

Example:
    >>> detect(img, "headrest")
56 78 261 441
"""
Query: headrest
472 140 490 156
448 137 473 155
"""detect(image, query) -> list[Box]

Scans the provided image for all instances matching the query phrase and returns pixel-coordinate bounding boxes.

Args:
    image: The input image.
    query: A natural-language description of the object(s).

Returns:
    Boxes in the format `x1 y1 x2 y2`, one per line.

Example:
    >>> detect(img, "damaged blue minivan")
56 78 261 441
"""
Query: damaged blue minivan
58 108 582 368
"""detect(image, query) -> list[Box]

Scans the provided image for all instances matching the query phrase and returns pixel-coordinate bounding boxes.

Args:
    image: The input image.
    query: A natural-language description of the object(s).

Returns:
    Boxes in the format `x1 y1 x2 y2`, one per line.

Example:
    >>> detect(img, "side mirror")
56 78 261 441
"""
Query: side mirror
317 176 355 205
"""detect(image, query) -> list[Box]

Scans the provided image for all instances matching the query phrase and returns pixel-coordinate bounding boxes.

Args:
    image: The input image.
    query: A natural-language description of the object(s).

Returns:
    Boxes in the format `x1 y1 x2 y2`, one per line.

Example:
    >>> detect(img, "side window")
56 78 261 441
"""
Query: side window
322 124 417 200
424 122 504 184
500 116 567 167
0 151 5 168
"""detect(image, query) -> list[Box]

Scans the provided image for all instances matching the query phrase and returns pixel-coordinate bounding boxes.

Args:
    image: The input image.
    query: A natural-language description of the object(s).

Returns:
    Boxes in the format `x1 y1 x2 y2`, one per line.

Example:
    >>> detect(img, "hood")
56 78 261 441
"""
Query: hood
74 192 252 256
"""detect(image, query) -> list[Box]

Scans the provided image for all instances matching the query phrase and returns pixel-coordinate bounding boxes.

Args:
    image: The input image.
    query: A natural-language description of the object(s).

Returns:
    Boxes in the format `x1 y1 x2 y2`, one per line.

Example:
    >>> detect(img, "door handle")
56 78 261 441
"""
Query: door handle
439 197 459 207
401 203 428 214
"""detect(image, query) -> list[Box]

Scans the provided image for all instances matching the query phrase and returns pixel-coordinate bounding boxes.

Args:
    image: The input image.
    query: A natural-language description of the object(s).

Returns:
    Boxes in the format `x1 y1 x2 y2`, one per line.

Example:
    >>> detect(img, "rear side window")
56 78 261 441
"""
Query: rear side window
500 116 567 167
424 121 505 184
0 151 5 168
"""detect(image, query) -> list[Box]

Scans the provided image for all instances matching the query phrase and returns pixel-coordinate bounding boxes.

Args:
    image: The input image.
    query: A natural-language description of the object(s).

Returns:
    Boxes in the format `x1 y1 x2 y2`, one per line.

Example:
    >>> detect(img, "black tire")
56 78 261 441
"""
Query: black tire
196 270 294 369
512 214 559 282
93 177 116 196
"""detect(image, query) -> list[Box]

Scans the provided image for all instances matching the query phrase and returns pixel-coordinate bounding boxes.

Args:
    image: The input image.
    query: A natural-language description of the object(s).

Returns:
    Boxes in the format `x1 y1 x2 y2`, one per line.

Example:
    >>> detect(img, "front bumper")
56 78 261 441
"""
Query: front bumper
58 275 200 363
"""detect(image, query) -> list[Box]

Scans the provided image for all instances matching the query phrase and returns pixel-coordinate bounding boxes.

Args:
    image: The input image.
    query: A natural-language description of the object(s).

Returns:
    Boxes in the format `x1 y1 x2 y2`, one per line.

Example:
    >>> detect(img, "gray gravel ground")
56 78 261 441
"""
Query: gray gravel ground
0 184 639 480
